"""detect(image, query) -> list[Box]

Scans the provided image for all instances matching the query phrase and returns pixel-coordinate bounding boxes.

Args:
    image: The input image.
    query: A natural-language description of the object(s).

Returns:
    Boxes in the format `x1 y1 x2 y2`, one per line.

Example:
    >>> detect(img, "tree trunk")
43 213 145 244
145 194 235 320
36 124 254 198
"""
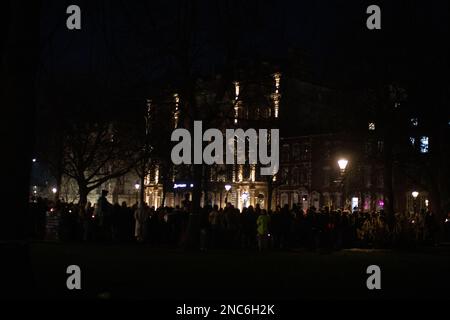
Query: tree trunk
78 184 89 213
55 164 62 202
139 174 145 207
267 178 273 211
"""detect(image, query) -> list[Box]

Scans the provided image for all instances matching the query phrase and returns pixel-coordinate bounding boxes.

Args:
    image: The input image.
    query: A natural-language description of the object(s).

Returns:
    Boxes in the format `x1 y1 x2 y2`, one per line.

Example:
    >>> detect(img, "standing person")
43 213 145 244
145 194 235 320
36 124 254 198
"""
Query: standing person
95 190 112 241
256 209 271 252
111 203 122 242
209 205 220 249
134 204 148 243
199 205 211 251
82 202 94 242
279 204 292 249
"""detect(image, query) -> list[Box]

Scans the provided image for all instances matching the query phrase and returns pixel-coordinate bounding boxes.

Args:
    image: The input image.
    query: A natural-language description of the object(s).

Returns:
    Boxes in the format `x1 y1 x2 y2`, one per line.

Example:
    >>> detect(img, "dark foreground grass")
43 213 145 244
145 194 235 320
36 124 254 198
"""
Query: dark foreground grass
28 242 450 300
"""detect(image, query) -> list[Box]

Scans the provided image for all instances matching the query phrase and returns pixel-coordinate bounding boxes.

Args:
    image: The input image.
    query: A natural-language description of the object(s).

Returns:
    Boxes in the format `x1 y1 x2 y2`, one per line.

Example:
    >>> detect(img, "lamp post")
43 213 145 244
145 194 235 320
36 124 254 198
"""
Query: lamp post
338 159 348 174
337 159 348 210
412 191 419 215
224 184 231 206
51 187 57 202
135 183 140 205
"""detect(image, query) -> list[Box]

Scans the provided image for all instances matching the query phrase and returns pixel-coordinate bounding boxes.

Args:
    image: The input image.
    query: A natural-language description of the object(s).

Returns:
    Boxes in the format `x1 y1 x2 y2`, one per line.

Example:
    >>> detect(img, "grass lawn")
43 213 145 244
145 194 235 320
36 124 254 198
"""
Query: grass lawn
29 242 450 300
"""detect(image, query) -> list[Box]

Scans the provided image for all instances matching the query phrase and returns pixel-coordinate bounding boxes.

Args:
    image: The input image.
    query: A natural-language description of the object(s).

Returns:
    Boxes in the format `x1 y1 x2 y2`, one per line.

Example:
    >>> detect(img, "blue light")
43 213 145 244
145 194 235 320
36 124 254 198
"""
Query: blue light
420 136 429 153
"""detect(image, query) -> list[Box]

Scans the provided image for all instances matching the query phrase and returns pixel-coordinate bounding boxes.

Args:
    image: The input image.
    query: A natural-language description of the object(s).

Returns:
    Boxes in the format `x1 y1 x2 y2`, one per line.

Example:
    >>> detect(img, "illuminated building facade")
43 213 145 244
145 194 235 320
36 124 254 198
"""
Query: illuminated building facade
143 70 282 210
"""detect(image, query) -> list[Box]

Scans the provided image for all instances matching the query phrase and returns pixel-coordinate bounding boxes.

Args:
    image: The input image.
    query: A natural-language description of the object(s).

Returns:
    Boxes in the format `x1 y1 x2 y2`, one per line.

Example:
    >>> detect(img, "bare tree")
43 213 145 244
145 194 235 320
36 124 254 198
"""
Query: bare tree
61 119 136 211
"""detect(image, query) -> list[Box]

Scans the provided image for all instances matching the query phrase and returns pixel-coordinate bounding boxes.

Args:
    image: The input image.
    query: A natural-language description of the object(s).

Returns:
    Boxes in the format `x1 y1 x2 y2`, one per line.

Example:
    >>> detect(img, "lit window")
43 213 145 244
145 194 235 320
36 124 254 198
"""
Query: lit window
411 118 418 127
409 137 415 146
368 122 375 131
420 136 429 153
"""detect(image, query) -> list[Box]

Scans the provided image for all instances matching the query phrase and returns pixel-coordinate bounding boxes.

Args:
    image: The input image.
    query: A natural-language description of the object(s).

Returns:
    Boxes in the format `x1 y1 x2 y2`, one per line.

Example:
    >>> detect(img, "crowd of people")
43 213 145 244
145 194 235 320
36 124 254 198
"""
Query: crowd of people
28 190 450 251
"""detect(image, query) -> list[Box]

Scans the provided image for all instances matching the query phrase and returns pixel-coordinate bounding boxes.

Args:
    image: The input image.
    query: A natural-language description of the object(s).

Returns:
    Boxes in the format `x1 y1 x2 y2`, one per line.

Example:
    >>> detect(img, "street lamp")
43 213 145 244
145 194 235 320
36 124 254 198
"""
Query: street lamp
338 159 349 172
412 191 419 215
135 183 140 205
51 187 57 201
224 184 231 205
337 159 349 211
32 158 37 163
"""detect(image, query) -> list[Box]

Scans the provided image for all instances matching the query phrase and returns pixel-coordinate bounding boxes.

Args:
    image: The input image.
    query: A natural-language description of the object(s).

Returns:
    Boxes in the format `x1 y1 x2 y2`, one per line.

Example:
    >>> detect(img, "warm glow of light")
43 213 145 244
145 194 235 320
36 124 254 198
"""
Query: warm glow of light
412 191 419 199
52 187 57 194
234 103 240 124
155 166 159 184
225 184 231 192
135 183 141 190
272 73 281 119
338 159 348 171
425 199 429 207
368 122 375 131
173 94 180 128
234 81 240 99
274 73 281 89
274 100 279 118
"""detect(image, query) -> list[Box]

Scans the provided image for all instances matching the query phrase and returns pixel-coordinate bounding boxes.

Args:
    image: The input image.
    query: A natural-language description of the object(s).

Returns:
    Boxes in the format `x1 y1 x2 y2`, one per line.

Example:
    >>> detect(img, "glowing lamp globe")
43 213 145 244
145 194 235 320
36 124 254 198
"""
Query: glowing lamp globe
338 159 349 171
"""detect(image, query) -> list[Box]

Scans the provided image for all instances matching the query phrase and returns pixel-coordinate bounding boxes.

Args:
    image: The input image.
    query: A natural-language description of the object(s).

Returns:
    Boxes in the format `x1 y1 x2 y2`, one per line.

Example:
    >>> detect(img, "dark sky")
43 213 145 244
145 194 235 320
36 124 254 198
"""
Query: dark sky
36 0 449 116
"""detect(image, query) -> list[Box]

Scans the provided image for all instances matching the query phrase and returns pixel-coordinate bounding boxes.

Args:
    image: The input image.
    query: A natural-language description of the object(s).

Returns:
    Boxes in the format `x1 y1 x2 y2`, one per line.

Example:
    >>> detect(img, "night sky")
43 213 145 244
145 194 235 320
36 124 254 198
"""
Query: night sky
36 0 449 120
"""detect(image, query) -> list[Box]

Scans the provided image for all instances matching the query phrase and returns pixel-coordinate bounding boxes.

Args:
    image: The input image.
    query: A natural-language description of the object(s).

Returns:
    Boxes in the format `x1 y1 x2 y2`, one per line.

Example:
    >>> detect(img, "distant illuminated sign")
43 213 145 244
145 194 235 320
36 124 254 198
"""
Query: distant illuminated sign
174 183 194 189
